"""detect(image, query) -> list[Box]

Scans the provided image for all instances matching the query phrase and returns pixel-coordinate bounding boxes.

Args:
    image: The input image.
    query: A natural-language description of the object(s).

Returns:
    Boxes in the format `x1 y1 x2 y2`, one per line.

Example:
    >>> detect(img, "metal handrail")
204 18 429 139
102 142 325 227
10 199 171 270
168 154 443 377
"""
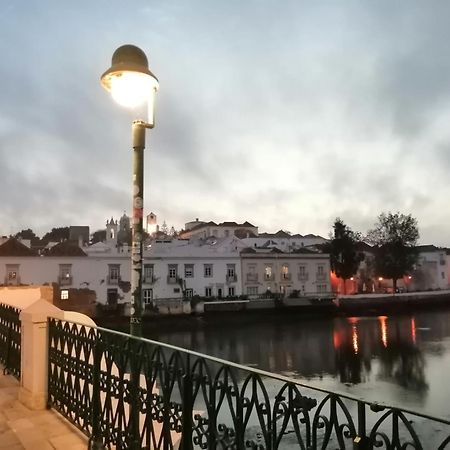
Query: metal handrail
47 317 450 449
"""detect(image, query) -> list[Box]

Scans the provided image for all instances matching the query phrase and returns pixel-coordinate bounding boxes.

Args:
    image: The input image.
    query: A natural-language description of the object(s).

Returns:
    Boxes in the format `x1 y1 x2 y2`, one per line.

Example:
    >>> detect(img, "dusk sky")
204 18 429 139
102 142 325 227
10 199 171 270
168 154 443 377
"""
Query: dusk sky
1 1 450 245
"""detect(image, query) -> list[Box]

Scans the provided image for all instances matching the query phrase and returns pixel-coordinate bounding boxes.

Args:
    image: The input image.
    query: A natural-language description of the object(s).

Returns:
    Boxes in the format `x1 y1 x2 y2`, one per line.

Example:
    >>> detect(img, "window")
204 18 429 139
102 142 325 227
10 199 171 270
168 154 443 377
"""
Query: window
143 264 154 282
317 284 327 293
265 265 272 280
317 265 324 275
184 264 194 278
247 286 258 296
227 264 235 278
282 265 290 279
224 230 230 237
174 288 180 293
6 265 19 285
143 289 153 304
60 289 69 300
185 288 193 298
205 287 213 297
168 264 178 279
299 265 306 276
228 287 235 297
107 289 118 306
108 265 120 284
204 264 213 277
59 264 72 285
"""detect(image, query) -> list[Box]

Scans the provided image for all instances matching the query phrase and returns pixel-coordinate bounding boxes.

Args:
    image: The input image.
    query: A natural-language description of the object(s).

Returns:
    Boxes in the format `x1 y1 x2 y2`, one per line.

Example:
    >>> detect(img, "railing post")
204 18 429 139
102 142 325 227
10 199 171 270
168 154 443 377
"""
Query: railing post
353 401 369 450
181 354 193 450
128 337 141 450
19 299 63 409
3 326 12 375
89 331 105 450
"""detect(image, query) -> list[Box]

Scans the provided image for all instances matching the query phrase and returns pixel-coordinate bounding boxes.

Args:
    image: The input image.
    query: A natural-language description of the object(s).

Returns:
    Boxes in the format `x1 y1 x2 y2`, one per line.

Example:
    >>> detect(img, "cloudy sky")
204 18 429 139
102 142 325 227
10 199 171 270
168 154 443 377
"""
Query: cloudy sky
1 1 450 245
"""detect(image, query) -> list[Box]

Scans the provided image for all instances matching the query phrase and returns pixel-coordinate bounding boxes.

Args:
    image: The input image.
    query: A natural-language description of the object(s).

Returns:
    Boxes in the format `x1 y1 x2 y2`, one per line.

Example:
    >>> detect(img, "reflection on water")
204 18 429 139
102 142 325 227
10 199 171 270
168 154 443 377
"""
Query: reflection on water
146 309 450 416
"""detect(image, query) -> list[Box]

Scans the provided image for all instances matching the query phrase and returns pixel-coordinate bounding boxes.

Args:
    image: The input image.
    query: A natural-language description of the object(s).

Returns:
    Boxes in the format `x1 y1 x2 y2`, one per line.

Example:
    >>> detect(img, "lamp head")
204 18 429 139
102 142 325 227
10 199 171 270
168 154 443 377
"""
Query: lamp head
101 45 159 109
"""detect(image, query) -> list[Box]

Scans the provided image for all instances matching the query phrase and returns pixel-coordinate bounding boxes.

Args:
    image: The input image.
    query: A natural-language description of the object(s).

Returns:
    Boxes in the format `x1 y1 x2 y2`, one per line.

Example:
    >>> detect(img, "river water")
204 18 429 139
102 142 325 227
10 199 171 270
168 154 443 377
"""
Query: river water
145 308 450 418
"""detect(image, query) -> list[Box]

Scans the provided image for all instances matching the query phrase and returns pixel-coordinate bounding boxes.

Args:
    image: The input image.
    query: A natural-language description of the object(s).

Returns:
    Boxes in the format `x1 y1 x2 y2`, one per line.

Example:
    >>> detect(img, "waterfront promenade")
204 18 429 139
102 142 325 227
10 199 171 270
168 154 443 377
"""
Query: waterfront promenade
0 368 87 449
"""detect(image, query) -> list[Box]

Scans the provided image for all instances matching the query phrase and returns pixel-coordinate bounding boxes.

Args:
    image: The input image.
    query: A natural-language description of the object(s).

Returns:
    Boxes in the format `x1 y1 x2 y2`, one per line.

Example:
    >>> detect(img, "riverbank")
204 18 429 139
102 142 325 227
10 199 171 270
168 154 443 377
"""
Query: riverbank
96 290 450 333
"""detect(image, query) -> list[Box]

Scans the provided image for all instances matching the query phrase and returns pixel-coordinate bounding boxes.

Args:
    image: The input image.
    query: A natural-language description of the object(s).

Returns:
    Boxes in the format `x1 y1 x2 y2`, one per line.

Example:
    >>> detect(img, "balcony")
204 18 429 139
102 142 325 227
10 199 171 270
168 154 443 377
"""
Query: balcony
246 273 258 282
264 274 274 281
167 276 178 284
106 276 119 285
58 276 73 286
280 273 291 282
143 275 156 285
226 274 237 283
5 276 21 286
316 273 327 282
298 273 309 281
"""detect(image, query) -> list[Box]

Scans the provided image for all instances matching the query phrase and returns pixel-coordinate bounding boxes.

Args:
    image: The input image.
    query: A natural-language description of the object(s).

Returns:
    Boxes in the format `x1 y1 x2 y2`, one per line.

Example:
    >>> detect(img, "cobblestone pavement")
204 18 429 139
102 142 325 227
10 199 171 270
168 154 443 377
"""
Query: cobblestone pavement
0 369 88 449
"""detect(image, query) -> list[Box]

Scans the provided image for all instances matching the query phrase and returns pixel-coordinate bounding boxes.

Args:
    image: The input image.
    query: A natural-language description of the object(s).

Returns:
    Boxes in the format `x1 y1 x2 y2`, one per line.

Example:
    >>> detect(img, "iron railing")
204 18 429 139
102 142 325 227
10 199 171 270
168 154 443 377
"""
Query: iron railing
0 303 21 379
48 318 450 449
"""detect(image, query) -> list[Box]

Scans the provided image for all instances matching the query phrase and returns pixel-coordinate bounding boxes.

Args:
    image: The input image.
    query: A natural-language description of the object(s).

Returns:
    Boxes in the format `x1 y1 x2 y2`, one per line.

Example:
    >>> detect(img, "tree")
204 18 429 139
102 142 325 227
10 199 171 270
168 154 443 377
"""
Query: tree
326 218 363 294
15 228 37 240
91 229 106 244
367 212 419 292
42 227 70 244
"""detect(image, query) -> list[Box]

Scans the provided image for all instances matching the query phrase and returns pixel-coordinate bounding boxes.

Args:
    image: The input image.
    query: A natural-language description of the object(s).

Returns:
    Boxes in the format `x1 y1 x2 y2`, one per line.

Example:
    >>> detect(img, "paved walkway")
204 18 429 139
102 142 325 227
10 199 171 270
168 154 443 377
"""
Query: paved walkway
0 369 88 449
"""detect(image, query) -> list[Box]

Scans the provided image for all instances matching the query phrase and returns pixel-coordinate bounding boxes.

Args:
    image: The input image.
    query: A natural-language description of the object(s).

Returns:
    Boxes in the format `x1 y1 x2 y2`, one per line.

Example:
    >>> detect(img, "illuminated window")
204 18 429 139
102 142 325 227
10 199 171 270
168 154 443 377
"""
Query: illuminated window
60 290 69 300
282 265 289 279
265 266 272 279
6 265 19 285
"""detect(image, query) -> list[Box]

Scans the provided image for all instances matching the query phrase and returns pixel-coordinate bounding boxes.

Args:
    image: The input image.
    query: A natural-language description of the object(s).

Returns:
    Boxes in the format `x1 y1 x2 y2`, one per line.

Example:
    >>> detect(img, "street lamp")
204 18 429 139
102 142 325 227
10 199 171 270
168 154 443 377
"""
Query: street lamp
101 44 159 337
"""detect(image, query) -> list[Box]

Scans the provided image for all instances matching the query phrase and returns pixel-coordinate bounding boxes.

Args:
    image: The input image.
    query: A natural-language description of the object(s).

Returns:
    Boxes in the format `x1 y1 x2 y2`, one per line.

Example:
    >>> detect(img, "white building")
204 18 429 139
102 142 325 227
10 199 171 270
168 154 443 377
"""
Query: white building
242 230 328 252
179 220 258 240
241 247 332 297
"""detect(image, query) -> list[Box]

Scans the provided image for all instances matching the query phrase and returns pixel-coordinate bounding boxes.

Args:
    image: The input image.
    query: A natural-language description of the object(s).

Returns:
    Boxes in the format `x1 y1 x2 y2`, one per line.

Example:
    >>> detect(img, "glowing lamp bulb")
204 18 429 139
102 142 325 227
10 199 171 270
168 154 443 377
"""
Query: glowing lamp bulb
110 71 158 108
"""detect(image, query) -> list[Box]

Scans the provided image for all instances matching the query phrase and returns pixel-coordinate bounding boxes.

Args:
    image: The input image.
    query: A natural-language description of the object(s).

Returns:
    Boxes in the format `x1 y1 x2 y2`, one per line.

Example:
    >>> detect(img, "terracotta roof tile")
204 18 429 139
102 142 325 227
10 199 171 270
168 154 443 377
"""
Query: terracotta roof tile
0 238 38 256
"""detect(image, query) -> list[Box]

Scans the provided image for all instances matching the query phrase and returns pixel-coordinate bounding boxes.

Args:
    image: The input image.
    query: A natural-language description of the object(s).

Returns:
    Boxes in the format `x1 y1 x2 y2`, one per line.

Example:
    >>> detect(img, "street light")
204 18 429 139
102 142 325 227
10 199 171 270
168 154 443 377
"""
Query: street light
101 44 159 337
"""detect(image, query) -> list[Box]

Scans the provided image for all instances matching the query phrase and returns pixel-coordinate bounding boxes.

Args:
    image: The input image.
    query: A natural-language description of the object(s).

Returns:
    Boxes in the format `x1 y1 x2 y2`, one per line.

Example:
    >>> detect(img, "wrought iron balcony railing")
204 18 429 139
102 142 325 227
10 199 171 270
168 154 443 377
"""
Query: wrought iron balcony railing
226 274 237 283
58 275 73 286
298 272 309 281
246 273 258 282
47 318 450 450
316 273 328 282
0 303 21 380
106 275 119 285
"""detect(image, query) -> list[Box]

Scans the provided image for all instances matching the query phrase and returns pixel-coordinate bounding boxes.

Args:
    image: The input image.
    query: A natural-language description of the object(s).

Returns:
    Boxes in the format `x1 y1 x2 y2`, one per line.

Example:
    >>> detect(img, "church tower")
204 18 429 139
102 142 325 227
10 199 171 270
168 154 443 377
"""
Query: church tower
106 217 118 245
146 212 158 235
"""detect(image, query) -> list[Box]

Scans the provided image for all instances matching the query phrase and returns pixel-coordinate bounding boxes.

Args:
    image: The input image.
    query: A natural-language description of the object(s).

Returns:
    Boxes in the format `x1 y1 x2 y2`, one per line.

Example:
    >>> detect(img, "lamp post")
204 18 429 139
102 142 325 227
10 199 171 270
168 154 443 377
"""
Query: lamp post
101 45 159 337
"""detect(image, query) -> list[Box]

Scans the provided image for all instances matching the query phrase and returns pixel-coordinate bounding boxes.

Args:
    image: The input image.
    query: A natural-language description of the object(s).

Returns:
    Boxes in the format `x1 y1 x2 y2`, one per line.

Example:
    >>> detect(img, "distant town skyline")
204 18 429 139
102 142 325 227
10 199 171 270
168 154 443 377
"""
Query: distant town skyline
1 2 450 246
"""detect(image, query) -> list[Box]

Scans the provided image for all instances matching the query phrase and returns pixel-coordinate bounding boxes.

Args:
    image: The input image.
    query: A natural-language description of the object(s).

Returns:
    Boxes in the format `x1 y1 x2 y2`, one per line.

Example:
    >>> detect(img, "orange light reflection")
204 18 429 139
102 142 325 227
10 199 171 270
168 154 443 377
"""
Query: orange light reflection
411 317 416 344
379 316 388 348
352 325 359 354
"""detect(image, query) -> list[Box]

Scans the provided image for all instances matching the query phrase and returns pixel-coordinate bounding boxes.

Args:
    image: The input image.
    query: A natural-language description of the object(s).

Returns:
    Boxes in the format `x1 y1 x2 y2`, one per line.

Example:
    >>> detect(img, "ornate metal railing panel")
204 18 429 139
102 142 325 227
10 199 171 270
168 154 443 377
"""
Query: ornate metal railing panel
47 318 450 449
0 302 21 379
